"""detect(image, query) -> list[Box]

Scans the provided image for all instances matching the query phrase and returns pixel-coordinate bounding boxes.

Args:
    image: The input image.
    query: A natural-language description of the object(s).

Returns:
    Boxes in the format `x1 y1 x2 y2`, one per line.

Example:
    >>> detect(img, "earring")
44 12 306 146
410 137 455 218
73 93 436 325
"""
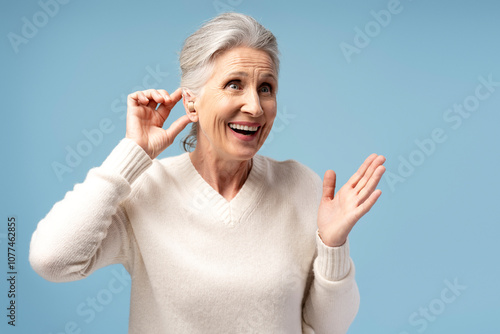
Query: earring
187 101 195 112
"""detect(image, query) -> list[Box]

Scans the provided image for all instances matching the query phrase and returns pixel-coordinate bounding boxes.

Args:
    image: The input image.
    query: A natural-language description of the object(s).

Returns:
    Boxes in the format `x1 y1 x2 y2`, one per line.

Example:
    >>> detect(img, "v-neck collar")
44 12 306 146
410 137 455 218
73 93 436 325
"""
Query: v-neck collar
177 152 267 227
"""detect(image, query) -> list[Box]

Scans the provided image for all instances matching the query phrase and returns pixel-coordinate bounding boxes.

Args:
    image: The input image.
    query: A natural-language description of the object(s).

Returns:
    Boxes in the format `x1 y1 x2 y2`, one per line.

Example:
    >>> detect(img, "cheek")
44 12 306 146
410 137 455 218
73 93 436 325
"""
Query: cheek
260 103 277 140
261 114 276 138
210 97 233 132
198 94 234 139
265 101 277 123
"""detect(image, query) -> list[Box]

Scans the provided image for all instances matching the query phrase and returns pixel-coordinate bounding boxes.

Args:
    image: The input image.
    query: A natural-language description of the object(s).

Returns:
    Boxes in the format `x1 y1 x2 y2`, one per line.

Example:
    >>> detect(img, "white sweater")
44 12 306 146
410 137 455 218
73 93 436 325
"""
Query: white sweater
29 138 360 333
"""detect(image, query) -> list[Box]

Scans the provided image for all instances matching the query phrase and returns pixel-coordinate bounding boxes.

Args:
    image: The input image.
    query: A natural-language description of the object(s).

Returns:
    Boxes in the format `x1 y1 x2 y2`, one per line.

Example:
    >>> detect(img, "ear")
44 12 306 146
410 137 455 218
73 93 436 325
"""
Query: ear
182 88 199 123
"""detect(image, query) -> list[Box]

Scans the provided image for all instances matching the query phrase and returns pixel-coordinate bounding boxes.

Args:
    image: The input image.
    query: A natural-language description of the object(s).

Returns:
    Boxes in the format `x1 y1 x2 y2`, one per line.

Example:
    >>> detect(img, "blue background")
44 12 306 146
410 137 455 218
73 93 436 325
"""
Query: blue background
2 0 499 333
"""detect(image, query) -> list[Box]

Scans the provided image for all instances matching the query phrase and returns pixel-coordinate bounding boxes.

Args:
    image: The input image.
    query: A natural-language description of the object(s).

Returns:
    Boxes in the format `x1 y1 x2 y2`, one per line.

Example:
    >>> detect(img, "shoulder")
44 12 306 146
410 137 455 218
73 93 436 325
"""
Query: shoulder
256 154 323 199
148 152 191 174
129 152 190 196
257 154 321 181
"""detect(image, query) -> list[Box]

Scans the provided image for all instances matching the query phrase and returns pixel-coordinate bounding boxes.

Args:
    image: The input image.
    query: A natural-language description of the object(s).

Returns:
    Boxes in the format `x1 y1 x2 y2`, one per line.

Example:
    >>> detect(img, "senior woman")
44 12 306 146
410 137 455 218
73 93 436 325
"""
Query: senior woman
29 12 386 333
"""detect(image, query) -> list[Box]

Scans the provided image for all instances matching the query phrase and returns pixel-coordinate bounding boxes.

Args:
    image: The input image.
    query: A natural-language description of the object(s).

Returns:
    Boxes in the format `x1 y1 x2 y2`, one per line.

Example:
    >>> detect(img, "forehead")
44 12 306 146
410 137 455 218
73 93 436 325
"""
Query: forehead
212 46 276 78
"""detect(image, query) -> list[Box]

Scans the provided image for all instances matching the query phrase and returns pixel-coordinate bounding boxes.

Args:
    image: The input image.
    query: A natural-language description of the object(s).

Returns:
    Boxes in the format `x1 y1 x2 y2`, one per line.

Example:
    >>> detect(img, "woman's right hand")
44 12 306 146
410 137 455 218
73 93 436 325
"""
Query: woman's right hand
126 88 192 159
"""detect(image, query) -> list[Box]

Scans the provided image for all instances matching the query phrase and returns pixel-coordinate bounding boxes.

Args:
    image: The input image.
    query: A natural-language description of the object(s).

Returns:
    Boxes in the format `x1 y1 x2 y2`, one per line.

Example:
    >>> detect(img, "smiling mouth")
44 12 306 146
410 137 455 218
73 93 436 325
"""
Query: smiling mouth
228 123 261 136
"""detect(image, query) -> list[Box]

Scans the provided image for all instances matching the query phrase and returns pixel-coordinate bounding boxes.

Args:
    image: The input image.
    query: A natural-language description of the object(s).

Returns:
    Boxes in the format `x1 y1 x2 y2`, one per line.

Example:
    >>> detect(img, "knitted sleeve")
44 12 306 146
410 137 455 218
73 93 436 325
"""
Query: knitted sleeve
301 173 360 334
29 138 152 282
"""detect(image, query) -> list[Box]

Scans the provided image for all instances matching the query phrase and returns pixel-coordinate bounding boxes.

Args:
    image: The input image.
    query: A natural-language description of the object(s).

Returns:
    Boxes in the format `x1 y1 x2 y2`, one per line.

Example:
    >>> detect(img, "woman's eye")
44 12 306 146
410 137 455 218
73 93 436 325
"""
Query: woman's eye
227 82 240 90
260 85 272 93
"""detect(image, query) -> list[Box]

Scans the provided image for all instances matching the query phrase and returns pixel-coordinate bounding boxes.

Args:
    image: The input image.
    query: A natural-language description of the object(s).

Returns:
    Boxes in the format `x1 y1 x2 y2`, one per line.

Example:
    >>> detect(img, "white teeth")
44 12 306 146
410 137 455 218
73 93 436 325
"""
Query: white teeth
229 123 259 131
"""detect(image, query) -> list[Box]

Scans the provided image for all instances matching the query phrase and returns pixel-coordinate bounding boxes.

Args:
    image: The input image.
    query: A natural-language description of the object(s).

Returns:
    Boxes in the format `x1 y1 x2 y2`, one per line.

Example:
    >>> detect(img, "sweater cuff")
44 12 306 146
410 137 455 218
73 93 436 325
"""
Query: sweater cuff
100 138 152 184
315 229 351 281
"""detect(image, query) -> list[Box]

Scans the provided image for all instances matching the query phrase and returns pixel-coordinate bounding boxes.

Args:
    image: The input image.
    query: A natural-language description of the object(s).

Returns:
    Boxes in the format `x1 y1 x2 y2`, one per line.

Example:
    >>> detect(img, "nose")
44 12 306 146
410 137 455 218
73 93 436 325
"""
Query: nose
240 89 263 117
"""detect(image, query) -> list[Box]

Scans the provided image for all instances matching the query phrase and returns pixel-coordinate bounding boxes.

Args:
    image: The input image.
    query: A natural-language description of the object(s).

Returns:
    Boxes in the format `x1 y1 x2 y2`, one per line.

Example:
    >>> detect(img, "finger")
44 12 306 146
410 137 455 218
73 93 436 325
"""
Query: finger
155 90 170 118
157 88 183 106
156 88 183 120
355 188 382 219
157 89 168 96
147 89 166 110
355 155 386 192
357 165 386 203
354 155 386 192
347 153 378 188
165 115 192 144
321 170 336 201
141 89 167 104
128 91 150 105
149 100 159 111
168 87 183 104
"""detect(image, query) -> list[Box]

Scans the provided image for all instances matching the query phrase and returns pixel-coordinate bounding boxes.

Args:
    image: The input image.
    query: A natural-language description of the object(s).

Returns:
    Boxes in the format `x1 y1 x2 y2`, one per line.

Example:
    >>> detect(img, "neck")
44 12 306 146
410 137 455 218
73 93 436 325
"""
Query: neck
189 148 253 202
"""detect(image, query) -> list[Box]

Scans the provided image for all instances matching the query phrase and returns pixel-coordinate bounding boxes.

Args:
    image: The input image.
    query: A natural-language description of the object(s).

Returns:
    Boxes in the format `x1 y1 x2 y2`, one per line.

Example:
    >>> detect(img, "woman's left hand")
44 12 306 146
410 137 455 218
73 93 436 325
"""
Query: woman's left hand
317 154 386 247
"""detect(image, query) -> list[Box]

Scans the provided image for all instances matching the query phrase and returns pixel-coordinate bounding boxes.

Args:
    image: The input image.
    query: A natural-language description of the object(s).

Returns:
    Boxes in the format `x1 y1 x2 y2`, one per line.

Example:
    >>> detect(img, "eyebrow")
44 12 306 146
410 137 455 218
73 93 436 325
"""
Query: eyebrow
226 71 248 77
226 71 277 81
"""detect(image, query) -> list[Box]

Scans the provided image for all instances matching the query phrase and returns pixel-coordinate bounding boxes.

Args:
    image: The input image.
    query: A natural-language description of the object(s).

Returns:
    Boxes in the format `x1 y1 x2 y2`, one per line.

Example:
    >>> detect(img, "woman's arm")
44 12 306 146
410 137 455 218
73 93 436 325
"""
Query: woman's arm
29 88 191 282
29 138 152 282
301 233 360 334
302 154 386 333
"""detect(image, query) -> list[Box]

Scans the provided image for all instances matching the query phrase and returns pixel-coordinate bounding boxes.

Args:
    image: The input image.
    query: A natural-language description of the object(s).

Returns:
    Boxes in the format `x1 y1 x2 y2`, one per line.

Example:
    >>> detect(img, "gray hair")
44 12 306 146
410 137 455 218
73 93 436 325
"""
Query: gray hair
179 12 280 152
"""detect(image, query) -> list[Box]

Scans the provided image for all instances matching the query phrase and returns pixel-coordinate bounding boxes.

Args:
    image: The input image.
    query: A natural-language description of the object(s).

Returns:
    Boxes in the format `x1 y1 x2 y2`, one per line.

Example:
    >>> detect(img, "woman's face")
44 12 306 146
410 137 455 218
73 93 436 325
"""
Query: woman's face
191 46 278 161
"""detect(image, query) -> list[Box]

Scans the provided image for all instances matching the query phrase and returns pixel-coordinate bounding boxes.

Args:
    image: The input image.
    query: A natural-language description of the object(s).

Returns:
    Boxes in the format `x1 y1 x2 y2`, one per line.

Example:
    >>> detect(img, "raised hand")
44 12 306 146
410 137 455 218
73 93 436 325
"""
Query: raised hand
317 154 386 247
126 88 192 159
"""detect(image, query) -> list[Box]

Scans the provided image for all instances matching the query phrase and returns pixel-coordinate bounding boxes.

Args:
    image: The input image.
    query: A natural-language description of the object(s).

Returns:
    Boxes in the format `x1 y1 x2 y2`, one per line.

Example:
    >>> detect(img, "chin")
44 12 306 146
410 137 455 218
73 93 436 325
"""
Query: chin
227 145 259 161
